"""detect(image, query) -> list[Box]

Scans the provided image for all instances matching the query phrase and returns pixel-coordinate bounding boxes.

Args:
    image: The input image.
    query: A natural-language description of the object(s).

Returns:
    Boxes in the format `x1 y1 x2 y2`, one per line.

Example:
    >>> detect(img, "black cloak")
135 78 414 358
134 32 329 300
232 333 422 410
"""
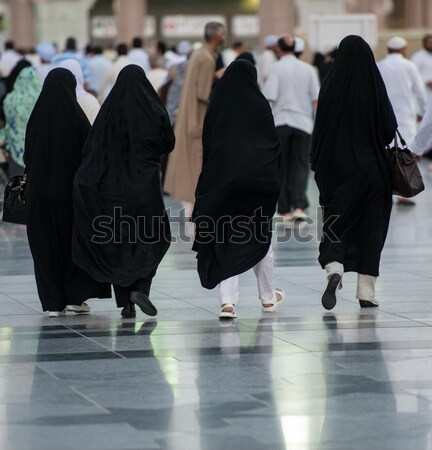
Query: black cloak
72 65 175 287
311 35 397 276
193 60 281 289
24 68 111 311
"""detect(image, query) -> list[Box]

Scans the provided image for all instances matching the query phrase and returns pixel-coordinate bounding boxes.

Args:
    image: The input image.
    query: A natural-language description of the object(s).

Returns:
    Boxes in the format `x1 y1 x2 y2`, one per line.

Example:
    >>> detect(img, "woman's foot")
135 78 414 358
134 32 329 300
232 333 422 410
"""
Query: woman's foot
292 209 308 220
219 303 237 319
262 288 285 312
130 291 157 317
282 212 293 222
48 309 66 318
396 197 415 206
66 302 90 314
322 273 342 310
121 302 136 318
359 299 379 308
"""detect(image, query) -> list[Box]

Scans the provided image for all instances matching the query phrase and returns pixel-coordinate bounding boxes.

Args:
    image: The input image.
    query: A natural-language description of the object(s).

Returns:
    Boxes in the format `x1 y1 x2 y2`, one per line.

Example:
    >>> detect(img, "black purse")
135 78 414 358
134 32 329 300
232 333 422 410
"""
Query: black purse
2 172 27 225
386 130 425 198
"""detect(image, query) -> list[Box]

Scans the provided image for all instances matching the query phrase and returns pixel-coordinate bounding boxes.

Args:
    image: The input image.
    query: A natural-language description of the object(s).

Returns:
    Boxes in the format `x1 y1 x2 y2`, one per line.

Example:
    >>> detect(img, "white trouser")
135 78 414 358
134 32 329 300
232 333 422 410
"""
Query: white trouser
219 246 274 305
325 262 377 302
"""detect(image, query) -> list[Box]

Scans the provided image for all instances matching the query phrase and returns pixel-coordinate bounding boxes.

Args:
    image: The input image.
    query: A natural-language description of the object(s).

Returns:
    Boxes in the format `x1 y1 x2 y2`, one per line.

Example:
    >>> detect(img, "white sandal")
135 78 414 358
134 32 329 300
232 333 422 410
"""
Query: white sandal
261 288 285 312
219 303 237 319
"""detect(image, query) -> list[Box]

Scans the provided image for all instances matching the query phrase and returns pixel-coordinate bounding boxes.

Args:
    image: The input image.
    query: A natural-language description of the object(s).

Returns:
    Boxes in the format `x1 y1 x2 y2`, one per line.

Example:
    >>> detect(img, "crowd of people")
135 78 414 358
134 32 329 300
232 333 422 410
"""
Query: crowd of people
0 23 431 319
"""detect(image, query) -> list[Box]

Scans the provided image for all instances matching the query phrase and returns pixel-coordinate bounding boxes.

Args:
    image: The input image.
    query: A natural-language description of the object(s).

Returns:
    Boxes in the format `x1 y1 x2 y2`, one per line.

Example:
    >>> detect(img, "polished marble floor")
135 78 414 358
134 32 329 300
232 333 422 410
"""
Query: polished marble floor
1 168 432 450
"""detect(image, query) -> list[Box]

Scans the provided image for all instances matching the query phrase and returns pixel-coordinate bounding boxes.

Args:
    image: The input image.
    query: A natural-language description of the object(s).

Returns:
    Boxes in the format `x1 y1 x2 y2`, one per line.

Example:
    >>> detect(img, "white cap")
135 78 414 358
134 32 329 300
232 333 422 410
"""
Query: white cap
294 37 305 53
177 40 192 55
36 42 56 62
264 34 278 48
387 36 407 50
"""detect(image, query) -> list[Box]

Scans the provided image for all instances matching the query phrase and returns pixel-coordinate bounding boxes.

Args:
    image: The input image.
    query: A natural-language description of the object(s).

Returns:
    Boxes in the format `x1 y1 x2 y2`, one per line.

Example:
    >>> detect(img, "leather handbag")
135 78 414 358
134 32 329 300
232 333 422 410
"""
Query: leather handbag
386 130 425 198
2 172 27 225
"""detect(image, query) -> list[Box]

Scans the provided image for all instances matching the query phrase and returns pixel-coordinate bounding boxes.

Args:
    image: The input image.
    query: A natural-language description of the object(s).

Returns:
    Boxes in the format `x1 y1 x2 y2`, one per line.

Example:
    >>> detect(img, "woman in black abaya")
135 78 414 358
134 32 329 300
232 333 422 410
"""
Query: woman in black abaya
311 35 397 310
24 68 111 316
193 60 283 319
73 65 175 319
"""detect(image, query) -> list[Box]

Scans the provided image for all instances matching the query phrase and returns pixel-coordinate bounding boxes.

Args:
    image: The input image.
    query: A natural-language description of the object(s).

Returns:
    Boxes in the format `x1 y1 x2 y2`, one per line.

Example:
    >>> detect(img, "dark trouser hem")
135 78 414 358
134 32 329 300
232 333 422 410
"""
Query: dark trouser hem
276 125 311 213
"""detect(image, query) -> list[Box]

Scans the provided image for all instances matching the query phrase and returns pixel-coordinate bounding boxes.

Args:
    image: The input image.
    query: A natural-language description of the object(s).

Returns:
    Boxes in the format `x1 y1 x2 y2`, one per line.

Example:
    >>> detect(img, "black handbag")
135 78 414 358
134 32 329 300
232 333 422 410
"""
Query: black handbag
386 130 425 198
2 172 27 225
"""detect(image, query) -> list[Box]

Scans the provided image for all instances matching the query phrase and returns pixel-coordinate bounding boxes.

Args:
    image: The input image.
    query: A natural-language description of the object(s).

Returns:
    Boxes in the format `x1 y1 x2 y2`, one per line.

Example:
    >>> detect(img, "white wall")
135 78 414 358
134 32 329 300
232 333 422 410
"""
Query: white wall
34 0 96 48
295 0 346 33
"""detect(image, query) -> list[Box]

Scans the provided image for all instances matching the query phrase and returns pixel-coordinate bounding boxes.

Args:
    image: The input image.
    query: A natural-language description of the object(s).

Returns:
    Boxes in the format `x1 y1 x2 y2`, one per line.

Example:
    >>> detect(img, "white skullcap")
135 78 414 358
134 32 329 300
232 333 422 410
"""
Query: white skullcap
177 40 192 55
387 36 407 50
264 34 278 48
294 37 305 53
36 42 56 62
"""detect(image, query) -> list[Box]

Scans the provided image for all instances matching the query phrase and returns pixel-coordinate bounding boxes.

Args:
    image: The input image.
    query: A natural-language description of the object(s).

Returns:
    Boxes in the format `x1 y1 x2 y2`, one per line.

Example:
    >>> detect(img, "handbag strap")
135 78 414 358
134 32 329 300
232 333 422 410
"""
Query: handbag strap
396 129 408 149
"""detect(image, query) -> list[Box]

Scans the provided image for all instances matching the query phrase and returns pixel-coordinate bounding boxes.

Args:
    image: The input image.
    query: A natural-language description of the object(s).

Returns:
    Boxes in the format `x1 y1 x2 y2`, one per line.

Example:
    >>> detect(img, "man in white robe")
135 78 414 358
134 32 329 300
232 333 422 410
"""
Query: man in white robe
258 35 278 88
379 36 427 206
412 34 432 103
378 36 427 145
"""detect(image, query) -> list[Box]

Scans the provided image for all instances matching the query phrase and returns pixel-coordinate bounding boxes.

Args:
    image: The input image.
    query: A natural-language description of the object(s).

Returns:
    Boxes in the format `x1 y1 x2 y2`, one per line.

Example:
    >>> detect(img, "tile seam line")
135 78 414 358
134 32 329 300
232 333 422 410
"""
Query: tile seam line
64 325 127 359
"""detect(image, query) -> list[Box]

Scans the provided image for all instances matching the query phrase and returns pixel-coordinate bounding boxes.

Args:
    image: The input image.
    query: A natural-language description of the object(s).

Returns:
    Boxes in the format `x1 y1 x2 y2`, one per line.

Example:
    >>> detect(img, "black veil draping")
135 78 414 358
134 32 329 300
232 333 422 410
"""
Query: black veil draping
311 35 398 275
24 68 110 310
72 64 175 287
193 60 281 289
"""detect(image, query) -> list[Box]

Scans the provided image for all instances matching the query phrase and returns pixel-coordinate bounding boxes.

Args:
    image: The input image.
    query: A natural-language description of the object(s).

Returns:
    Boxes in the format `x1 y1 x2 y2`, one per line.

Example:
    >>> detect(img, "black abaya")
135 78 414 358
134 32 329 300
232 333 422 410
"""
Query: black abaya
193 60 281 289
72 65 175 287
311 35 398 276
24 68 111 311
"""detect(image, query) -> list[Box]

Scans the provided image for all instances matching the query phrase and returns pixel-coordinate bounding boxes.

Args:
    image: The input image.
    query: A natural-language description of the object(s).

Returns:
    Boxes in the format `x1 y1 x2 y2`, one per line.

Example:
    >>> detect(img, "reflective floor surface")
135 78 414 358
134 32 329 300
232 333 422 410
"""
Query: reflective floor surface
1 168 432 450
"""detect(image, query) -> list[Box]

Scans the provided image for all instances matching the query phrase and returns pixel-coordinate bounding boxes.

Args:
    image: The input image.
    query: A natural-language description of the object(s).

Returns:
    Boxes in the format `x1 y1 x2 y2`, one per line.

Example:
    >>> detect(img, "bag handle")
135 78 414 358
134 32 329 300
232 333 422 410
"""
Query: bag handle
395 129 408 150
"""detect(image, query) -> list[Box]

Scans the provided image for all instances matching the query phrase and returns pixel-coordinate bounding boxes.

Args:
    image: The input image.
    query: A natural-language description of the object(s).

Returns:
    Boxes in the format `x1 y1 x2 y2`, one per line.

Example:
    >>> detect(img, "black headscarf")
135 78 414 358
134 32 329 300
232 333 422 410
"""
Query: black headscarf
4 59 31 94
193 60 281 289
311 35 397 200
236 51 256 65
24 67 90 180
72 64 175 287
0 59 31 120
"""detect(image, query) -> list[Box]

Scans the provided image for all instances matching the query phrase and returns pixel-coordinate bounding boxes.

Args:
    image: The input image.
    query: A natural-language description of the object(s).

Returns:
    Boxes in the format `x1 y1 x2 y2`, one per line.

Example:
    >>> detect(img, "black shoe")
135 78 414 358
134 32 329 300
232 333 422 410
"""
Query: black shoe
130 291 157 317
321 273 341 311
121 303 136 319
359 299 379 308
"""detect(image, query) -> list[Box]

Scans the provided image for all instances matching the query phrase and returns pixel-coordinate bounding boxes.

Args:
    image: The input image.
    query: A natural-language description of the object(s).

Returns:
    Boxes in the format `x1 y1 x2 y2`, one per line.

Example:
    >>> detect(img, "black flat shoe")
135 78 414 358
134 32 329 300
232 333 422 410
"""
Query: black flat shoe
121 303 136 318
321 273 341 311
130 291 157 317
359 299 379 308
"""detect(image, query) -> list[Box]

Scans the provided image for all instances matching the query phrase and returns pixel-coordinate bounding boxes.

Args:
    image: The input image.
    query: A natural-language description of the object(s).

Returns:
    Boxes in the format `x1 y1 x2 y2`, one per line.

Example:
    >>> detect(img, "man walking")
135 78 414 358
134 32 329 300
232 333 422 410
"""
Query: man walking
164 22 225 211
378 36 427 206
412 34 432 103
263 35 320 221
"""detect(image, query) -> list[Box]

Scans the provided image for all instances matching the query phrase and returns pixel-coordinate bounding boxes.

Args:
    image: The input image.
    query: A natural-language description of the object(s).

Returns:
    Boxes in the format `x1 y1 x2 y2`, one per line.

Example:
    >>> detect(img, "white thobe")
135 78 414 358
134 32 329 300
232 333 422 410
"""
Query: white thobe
0 50 21 76
98 56 133 102
128 48 151 73
88 55 112 94
411 49 432 103
378 53 427 145
411 101 432 155
258 49 277 89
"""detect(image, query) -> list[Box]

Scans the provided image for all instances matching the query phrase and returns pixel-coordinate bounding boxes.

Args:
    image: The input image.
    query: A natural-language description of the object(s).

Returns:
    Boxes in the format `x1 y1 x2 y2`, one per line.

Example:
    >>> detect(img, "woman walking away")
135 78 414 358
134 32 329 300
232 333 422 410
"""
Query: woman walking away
311 36 398 310
73 65 175 319
0 67 41 178
24 68 111 317
193 60 284 320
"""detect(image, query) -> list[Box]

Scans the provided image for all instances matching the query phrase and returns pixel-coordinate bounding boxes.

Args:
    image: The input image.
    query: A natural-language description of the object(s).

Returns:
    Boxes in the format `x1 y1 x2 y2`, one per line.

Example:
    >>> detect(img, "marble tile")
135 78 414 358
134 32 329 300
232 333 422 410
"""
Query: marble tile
0 175 431 449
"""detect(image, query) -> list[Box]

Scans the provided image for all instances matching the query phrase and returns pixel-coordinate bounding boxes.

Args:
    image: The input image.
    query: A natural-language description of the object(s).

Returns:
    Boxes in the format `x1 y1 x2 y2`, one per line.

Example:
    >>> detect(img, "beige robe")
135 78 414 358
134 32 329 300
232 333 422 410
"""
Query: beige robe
164 44 216 203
